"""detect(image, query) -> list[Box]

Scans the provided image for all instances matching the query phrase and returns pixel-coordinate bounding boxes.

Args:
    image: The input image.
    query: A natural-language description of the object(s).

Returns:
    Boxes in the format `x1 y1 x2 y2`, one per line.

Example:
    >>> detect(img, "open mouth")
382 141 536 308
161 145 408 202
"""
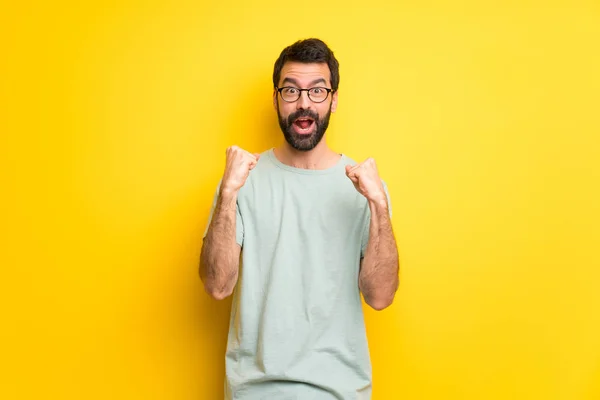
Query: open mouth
293 117 315 134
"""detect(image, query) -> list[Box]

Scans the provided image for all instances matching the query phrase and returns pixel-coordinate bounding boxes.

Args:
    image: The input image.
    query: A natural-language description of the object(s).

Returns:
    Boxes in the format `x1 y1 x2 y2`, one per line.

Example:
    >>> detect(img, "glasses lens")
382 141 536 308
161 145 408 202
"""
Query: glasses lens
281 87 299 102
309 88 329 102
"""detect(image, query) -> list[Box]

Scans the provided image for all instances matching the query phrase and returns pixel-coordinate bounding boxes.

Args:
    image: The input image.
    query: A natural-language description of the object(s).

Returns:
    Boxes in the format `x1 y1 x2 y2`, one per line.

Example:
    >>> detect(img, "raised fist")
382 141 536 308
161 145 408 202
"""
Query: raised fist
221 146 260 194
345 158 386 204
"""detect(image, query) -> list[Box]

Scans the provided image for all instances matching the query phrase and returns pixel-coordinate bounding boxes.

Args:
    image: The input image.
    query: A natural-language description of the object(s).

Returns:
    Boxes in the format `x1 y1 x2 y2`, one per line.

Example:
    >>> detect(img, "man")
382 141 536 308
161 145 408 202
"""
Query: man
200 38 399 400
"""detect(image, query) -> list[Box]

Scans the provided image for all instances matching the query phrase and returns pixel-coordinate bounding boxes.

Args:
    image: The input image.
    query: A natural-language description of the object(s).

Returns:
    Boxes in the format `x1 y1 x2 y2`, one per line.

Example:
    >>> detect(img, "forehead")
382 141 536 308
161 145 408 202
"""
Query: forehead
279 62 331 86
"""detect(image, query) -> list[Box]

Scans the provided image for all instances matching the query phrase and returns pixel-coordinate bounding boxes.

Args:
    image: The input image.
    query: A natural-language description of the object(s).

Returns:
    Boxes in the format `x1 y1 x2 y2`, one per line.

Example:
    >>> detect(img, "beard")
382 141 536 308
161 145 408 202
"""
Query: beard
277 104 332 152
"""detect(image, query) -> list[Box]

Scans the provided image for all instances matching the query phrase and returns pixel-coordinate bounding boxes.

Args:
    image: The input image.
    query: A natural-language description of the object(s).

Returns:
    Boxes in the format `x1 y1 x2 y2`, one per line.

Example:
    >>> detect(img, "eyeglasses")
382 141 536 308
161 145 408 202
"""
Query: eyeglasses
276 86 334 103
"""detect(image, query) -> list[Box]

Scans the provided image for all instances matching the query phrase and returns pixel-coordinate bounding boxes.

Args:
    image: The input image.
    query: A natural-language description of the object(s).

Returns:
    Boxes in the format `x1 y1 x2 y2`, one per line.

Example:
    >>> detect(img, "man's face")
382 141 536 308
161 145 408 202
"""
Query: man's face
273 62 338 151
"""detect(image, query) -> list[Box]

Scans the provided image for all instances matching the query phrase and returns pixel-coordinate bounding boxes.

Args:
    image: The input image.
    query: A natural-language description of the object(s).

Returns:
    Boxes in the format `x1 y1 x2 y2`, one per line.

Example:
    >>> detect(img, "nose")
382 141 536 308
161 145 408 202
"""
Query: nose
296 90 312 110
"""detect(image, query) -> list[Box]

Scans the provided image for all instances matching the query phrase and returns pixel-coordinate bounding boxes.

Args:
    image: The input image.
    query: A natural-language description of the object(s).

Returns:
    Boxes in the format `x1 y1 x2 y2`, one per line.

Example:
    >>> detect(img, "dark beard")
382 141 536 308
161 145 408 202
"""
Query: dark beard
277 105 331 152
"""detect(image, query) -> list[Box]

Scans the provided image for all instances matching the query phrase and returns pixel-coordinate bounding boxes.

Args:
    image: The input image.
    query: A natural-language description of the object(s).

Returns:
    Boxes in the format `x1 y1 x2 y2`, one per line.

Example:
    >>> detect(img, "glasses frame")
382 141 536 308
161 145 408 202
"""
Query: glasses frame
276 86 334 103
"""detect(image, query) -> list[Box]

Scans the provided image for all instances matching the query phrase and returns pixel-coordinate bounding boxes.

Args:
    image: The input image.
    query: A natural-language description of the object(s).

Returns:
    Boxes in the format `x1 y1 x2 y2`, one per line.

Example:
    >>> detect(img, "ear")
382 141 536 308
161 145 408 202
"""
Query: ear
273 89 278 111
331 89 339 113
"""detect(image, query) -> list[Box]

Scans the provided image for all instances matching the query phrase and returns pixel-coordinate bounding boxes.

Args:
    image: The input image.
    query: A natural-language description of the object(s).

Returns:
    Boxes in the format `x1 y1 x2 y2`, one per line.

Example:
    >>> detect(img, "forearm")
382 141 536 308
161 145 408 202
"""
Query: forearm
359 198 399 310
199 190 241 300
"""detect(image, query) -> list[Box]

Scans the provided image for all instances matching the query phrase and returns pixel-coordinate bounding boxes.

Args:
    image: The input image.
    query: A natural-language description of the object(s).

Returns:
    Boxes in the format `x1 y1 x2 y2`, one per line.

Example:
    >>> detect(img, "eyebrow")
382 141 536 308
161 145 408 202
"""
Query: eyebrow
281 77 328 87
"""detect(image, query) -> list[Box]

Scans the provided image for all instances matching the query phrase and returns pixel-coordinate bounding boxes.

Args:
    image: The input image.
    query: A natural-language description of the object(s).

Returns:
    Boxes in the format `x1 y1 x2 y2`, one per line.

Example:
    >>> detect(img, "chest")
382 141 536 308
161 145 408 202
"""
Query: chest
237 173 368 248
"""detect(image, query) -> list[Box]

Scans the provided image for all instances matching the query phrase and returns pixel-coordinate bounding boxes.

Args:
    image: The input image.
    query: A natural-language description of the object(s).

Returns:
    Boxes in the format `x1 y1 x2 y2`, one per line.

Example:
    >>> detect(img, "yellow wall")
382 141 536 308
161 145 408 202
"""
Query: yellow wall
2 1 599 399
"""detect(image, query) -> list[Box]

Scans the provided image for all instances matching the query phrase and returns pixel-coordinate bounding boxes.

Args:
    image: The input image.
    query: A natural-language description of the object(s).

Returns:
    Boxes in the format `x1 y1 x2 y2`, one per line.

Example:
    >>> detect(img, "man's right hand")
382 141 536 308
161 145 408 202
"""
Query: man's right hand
221 146 260 195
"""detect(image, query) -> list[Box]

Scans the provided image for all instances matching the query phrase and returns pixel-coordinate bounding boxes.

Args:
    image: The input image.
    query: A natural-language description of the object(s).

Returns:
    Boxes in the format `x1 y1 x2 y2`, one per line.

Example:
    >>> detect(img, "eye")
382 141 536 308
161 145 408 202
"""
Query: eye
283 87 298 94
311 87 323 94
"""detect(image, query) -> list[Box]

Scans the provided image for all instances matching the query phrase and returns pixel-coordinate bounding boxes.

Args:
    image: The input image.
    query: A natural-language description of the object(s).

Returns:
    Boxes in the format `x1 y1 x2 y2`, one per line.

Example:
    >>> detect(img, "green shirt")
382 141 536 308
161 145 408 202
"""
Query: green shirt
204 148 391 400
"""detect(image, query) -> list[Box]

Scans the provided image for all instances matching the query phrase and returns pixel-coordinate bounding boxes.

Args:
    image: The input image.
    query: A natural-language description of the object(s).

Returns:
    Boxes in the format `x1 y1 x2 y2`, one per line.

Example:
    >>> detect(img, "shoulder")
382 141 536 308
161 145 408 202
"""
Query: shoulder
254 148 276 168
237 148 276 196
340 153 359 167
245 148 276 174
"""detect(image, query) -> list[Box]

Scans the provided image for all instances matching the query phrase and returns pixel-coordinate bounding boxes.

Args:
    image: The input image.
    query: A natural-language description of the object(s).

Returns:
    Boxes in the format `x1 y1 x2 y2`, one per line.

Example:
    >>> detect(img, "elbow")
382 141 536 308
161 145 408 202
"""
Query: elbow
199 260 235 301
200 273 234 301
361 274 399 311
366 295 395 311
363 279 398 311
205 286 233 301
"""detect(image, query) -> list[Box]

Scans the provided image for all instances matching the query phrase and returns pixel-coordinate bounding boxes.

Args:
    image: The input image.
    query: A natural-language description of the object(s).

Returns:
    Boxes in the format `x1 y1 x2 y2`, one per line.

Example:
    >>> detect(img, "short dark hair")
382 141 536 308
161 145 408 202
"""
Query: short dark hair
273 38 340 92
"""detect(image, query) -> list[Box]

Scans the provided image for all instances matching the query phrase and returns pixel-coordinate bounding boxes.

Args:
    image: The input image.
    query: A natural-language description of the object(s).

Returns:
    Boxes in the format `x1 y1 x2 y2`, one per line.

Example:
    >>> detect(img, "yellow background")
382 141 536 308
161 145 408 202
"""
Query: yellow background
1 1 599 399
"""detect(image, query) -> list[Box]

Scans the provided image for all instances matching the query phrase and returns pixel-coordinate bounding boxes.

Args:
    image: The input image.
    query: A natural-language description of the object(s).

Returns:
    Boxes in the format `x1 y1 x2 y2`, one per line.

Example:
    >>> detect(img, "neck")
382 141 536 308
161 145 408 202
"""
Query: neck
274 138 340 170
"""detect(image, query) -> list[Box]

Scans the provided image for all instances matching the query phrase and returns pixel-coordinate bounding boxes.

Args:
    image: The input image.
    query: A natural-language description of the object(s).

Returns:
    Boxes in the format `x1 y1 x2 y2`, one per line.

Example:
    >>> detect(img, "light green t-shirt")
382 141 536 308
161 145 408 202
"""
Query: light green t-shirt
204 148 391 400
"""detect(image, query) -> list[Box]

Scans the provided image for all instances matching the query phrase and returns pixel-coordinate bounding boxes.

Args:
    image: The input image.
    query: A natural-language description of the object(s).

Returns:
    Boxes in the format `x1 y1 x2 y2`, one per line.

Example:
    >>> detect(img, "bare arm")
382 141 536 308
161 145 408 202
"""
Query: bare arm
199 189 241 300
359 197 399 310
345 157 399 311
199 145 259 300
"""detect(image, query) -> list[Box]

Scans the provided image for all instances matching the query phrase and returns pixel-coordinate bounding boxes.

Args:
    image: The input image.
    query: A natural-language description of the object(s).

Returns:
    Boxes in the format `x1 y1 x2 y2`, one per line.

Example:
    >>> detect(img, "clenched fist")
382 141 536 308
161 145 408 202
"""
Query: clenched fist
345 158 386 203
221 146 260 194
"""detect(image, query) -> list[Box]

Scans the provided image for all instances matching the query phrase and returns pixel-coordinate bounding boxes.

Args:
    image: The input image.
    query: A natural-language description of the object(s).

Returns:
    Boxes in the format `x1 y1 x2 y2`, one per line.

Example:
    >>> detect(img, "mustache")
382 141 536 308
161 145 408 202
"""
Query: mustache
286 109 319 125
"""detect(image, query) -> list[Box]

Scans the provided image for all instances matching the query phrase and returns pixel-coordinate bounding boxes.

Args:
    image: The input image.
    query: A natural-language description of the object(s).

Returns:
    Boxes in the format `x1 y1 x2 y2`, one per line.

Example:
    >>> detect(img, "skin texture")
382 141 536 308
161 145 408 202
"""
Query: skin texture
199 146 258 300
346 159 399 310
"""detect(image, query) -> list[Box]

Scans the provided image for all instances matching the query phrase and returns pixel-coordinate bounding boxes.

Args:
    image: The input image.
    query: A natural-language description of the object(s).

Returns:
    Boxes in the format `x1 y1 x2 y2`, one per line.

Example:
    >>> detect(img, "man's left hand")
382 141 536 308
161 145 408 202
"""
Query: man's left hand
345 158 387 204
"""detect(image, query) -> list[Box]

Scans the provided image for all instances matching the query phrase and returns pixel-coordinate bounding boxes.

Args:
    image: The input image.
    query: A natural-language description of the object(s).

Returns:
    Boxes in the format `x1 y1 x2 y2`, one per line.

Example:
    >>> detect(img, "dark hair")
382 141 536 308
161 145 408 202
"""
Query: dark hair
273 38 340 92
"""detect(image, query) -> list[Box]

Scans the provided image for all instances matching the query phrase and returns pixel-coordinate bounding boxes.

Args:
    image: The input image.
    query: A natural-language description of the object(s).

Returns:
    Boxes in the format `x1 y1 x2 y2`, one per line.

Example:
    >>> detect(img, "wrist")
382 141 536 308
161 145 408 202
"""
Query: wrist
218 187 238 209
219 182 239 198
367 195 388 211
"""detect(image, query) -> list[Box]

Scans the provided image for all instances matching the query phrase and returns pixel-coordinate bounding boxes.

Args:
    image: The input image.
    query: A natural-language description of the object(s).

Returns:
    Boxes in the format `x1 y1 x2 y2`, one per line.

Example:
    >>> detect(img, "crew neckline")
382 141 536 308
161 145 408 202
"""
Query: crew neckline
266 148 348 175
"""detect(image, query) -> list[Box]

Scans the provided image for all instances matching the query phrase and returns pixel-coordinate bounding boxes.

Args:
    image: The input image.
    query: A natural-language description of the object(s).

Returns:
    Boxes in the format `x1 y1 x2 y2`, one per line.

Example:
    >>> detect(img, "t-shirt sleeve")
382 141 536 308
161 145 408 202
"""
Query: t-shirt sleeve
202 180 244 247
360 179 392 258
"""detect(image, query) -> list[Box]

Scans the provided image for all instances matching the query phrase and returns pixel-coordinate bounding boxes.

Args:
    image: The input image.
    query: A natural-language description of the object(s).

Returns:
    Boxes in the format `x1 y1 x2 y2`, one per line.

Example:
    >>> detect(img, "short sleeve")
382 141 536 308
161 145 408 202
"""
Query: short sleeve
360 180 392 258
202 180 244 247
